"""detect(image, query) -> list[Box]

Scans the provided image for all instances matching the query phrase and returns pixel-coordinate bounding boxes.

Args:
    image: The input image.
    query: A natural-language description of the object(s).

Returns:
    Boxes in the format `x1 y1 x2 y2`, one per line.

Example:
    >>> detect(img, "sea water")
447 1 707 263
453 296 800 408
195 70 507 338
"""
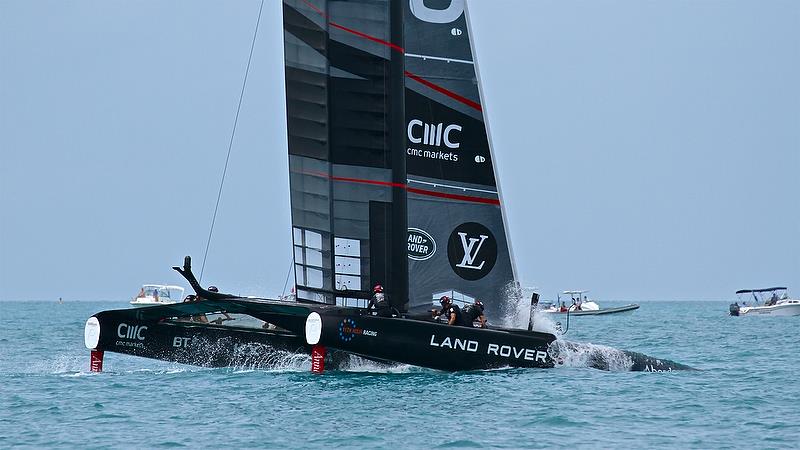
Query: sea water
0 300 798 448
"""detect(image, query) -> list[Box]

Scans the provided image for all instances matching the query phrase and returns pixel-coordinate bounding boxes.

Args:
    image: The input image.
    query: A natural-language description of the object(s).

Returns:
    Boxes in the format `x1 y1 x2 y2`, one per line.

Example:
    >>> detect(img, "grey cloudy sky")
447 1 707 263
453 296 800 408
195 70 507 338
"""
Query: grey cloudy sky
1 0 798 302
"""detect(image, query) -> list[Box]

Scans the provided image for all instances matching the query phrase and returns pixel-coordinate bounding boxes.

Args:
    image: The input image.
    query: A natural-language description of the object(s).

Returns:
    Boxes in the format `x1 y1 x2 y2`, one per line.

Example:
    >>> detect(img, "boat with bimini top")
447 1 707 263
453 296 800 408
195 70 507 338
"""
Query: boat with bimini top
84 0 691 374
130 285 185 307
729 287 800 317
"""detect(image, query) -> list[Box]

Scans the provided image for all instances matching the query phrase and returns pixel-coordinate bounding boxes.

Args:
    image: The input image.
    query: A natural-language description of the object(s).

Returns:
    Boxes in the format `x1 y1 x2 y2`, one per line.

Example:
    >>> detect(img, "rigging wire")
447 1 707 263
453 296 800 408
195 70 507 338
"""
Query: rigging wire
281 259 293 299
200 0 265 282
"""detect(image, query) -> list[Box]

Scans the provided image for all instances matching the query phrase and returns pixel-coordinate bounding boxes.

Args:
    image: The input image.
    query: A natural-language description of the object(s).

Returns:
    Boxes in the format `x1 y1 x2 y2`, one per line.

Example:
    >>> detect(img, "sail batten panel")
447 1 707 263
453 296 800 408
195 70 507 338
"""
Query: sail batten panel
284 0 399 304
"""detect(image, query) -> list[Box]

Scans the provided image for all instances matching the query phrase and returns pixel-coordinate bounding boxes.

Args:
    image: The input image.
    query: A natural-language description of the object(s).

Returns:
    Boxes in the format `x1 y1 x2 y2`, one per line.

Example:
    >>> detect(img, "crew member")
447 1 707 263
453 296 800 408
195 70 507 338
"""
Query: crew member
434 296 464 326
462 300 487 328
193 285 233 324
367 284 392 317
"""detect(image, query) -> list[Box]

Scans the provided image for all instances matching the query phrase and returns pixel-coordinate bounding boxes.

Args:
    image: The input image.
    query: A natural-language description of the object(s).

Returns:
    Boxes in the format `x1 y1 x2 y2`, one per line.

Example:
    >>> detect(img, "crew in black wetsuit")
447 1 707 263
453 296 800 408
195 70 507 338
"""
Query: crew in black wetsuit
366 284 392 317
434 296 465 326
462 300 487 328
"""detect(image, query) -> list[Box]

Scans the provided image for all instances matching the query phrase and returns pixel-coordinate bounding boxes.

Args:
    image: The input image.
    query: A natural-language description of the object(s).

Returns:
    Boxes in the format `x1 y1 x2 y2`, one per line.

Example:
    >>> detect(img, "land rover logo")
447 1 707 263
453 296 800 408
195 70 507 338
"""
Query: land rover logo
447 222 497 280
408 228 436 261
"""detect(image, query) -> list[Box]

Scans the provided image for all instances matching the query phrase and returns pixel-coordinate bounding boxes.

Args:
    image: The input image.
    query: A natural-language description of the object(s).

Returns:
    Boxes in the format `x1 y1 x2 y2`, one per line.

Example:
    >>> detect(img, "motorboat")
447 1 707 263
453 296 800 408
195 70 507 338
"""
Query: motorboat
729 287 800 317
130 284 185 307
539 290 639 316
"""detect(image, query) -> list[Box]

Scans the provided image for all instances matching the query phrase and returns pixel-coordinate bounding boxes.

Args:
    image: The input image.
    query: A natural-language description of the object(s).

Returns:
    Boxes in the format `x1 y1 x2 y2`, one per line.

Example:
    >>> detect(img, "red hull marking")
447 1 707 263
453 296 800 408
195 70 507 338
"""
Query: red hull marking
311 345 327 373
90 350 104 373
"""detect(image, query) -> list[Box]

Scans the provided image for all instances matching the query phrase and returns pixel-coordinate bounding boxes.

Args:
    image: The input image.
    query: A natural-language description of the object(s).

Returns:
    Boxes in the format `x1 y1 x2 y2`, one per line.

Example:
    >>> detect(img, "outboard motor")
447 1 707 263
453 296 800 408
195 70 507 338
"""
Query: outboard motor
729 303 740 316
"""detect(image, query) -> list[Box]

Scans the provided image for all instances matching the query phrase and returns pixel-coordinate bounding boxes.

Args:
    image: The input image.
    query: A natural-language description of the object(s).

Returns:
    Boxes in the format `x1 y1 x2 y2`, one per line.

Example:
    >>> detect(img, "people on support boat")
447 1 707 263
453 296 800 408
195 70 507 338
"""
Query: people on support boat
767 292 779 306
433 296 465 326
366 284 392 317
462 299 487 328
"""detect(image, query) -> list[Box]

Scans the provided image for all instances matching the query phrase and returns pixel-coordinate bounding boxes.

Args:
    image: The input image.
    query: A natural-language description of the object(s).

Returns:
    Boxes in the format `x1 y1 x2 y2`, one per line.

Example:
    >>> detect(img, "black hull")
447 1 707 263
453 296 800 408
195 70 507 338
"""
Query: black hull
91 309 308 368
86 298 692 372
314 311 557 370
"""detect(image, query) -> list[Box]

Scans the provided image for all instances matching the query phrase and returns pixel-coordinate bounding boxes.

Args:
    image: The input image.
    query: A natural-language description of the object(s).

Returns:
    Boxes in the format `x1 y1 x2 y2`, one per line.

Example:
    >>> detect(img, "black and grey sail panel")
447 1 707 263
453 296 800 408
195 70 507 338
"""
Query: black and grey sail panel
283 0 406 307
403 0 517 315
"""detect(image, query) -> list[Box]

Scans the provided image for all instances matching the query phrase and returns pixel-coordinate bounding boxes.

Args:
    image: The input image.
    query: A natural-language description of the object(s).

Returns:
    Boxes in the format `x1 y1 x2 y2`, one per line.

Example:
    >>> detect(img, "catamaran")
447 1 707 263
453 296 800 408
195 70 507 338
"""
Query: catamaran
729 287 800 317
83 0 691 373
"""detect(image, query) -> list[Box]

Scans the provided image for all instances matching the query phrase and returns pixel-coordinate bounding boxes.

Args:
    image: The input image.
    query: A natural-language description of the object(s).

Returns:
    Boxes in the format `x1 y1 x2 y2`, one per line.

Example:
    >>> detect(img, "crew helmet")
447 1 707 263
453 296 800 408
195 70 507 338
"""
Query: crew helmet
373 284 383 293
439 295 451 306
474 300 485 312
208 286 219 293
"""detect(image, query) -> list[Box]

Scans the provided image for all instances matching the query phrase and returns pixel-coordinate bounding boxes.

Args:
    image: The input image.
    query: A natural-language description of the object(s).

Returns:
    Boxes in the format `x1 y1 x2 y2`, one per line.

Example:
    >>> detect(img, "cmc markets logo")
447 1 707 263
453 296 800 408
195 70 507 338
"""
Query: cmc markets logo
407 119 463 162
407 119 461 149
408 228 436 261
447 222 497 281
117 323 147 341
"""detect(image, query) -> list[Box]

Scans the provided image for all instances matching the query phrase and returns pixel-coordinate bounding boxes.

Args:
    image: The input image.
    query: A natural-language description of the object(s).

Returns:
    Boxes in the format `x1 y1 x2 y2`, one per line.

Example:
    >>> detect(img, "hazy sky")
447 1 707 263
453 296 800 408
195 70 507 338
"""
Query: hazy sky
1 0 798 302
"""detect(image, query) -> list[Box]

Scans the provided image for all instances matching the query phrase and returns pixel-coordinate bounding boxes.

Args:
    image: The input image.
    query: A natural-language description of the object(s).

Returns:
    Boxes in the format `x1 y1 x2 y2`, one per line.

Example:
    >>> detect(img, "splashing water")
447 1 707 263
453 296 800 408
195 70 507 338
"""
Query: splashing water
497 282 530 328
337 355 419 374
548 340 635 372
491 285 690 372
229 344 312 372
530 310 563 335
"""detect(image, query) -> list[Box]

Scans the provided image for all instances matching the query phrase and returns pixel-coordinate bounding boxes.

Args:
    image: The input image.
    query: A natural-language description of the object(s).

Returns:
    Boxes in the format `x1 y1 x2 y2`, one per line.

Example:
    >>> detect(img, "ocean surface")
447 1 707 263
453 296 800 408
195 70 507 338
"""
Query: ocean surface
1 300 798 448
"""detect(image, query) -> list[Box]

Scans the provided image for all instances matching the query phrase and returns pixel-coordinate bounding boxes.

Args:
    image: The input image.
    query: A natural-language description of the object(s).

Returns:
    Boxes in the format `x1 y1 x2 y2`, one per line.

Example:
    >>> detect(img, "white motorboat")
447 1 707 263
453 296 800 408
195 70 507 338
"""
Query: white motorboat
539 290 639 316
729 287 800 317
130 284 185 307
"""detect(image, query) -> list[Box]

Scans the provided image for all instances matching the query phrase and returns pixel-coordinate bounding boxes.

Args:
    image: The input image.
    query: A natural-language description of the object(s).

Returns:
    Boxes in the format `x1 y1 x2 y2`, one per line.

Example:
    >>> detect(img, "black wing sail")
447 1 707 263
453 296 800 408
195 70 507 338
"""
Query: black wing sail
283 0 407 309
403 0 517 316
284 0 516 315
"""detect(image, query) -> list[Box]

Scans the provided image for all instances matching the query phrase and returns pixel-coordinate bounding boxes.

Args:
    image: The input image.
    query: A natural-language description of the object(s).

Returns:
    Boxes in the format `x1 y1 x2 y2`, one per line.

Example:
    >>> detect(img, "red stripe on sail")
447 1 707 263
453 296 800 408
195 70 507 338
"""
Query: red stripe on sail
329 23 405 53
299 172 499 206
299 0 326 17
405 71 483 112
406 187 500 205
299 0 404 52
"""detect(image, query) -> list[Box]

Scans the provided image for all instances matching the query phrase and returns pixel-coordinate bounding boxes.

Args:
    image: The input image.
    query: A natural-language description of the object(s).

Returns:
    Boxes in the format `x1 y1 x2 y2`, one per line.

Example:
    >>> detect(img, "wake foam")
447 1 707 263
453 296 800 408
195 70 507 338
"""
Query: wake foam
228 343 311 372
548 340 635 372
336 354 419 373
